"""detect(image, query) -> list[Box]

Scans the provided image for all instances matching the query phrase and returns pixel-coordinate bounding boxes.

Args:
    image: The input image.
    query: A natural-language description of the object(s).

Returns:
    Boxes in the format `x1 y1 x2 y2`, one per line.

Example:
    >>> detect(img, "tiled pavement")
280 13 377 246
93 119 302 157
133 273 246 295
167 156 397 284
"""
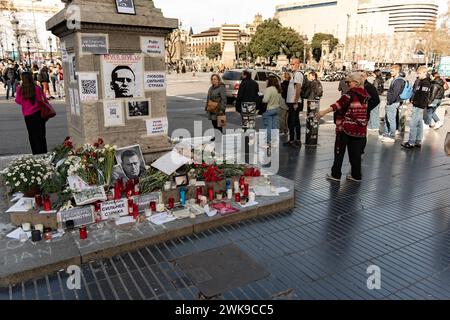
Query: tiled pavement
0 119 449 300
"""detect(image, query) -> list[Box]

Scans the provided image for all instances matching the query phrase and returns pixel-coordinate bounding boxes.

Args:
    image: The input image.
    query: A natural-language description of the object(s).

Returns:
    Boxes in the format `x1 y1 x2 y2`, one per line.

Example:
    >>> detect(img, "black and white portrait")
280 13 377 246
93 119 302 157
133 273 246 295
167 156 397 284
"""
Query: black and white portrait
115 0 136 14
127 100 151 119
113 145 146 181
111 66 136 98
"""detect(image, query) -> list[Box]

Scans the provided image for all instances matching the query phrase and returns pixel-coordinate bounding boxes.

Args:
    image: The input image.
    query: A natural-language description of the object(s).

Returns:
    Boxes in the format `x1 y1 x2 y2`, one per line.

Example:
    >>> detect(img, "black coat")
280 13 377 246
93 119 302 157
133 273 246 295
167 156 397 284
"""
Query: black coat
235 77 259 113
411 78 432 109
364 80 381 116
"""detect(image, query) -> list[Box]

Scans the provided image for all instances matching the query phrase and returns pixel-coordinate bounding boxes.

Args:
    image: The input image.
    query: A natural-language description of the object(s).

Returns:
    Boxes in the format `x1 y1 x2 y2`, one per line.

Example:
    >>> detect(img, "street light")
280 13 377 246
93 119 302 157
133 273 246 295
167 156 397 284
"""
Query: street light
10 14 20 62
11 42 15 61
302 35 308 66
26 40 31 68
48 37 53 63
0 43 4 60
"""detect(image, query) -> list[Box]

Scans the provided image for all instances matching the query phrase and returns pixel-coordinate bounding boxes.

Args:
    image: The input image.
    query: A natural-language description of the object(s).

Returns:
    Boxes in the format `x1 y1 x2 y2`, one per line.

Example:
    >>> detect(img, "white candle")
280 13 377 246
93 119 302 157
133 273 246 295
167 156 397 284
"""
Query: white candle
234 181 239 193
34 224 44 233
22 223 31 232
227 189 233 200
145 208 152 217
157 204 165 212
249 192 256 202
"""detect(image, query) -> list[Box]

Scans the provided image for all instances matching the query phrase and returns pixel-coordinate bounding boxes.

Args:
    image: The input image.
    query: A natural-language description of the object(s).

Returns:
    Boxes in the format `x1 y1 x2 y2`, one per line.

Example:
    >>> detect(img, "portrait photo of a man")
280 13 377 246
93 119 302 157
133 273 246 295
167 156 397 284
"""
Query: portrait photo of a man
115 0 136 14
110 66 136 98
113 145 146 180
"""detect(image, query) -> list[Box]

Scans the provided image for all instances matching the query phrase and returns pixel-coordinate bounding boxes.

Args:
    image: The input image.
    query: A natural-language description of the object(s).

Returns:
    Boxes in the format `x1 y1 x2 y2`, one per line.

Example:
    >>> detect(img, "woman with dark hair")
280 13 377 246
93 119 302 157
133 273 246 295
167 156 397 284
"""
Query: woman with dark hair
15 72 48 154
39 65 51 98
261 75 282 148
307 71 323 101
205 74 226 141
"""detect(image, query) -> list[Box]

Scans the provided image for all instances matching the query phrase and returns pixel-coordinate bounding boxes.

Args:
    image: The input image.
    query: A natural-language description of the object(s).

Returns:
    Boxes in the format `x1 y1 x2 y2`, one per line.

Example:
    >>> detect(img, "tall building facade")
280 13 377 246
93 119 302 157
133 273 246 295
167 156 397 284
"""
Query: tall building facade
275 0 439 64
0 0 64 61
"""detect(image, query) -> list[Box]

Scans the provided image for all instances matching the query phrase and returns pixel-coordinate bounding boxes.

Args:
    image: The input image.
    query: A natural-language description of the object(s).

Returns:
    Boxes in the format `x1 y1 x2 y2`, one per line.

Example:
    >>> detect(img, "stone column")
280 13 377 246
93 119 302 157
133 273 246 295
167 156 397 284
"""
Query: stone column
46 0 178 162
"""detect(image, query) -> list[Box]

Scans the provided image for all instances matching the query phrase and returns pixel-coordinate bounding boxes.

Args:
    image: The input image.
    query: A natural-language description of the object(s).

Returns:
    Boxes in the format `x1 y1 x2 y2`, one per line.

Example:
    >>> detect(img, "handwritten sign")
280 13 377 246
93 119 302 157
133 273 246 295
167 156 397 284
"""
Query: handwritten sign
141 37 165 57
100 199 128 221
80 34 108 55
59 206 95 228
144 71 166 91
137 192 160 209
146 117 168 136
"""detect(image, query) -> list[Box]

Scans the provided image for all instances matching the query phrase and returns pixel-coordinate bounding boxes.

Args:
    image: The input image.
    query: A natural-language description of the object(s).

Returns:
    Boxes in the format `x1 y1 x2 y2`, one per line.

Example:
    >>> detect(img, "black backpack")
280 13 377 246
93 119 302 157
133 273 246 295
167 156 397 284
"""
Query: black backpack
299 71 311 99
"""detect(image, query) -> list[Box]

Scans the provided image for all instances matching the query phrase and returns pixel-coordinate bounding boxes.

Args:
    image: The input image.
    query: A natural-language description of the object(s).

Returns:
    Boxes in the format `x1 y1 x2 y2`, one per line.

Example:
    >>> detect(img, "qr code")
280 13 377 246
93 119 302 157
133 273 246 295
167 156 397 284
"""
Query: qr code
81 80 96 95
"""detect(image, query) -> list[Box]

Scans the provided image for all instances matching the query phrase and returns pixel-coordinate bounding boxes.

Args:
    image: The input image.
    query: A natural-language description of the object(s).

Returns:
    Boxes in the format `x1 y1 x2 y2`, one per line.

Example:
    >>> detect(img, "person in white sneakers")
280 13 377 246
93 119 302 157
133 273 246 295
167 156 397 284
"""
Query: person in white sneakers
426 72 447 130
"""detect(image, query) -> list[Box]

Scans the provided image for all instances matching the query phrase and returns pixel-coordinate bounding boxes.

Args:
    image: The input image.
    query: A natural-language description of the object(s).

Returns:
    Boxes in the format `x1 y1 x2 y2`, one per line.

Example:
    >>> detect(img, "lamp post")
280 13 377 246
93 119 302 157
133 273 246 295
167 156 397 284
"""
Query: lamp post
10 14 20 62
302 35 308 66
11 42 15 61
236 31 241 68
0 43 3 60
26 40 31 68
48 37 53 63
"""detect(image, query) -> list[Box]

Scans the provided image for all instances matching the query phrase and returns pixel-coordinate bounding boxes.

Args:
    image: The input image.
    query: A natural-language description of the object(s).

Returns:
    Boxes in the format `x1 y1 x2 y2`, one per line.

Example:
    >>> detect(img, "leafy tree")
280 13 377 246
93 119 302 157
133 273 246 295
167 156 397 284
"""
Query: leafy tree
206 43 222 60
248 19 305 62
165 29 180 65
236 43 249 60
311 33 339 62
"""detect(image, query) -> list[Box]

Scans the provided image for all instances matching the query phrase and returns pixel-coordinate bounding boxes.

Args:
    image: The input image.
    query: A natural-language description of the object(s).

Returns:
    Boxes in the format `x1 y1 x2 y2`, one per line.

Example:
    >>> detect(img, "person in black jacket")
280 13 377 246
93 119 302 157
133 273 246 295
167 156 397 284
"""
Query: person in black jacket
235 70 259 114
382 64 405 142
425 72 447 130
361 71 381 154
401 66 431 149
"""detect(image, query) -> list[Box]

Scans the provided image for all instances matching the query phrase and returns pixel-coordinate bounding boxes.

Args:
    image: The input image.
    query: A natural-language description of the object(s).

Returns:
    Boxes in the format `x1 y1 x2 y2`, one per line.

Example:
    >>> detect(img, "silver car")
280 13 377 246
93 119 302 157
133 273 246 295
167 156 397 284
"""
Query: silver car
222 69 281 105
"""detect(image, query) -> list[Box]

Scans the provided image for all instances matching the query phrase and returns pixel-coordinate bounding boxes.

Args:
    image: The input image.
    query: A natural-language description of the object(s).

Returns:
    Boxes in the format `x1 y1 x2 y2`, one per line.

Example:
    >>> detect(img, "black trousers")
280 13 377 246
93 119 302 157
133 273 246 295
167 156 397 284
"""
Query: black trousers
24 111 48 155
287 103 301 142
331 132 365 180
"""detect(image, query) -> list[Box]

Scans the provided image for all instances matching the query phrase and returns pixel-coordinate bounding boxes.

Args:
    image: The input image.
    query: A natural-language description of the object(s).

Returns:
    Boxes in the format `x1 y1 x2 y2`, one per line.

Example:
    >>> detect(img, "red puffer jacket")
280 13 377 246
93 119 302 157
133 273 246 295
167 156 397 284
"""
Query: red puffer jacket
331 87 369 137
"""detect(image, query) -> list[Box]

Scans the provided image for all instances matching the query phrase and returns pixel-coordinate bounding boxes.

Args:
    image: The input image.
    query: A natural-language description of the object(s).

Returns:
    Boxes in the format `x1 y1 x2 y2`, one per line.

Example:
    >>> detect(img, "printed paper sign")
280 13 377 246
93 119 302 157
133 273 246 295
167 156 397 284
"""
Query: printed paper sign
103 100 125 127
101 54 144 99
141 37 165 57
59 206 95 228
74 88 81 116
78 73 99 102
80 34 108 55
100 199 128 220
144 71 166 91
146 117 168 136
73 186 107 206
69 88 75 115
60 42 69 62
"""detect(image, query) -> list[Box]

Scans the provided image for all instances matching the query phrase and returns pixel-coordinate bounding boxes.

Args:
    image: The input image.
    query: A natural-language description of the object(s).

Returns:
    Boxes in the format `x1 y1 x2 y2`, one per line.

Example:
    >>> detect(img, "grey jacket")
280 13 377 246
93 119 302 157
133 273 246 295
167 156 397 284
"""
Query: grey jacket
205 83 227 120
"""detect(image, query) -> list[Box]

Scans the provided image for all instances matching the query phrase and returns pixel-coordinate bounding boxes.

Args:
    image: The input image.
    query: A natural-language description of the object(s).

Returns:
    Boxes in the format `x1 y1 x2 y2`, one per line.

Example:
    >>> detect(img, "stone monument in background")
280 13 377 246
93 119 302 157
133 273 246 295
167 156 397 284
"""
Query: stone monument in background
221 41 236 69
46 0 178 161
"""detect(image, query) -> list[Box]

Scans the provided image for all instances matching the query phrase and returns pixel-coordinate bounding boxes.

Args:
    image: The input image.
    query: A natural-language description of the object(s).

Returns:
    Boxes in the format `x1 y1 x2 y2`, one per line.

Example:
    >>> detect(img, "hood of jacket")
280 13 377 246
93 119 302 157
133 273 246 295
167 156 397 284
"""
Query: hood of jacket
432 78 445 87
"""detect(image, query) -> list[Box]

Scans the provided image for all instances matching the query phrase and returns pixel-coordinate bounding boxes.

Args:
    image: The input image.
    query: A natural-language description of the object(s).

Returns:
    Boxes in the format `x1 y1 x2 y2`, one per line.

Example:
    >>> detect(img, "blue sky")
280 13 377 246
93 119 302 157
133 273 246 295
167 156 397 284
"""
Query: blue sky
153 0 448 33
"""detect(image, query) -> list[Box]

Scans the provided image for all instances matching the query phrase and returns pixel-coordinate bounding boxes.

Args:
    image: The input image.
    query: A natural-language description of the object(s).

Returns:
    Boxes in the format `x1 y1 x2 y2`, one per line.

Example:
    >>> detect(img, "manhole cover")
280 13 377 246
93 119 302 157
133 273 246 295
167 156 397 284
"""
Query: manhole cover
176 244 269 298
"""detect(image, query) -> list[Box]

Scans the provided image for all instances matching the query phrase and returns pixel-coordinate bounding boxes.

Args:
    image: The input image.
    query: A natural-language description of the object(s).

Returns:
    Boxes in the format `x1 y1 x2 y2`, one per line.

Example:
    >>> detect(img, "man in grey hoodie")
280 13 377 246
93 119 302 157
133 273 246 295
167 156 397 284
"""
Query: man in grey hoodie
381 64 405 143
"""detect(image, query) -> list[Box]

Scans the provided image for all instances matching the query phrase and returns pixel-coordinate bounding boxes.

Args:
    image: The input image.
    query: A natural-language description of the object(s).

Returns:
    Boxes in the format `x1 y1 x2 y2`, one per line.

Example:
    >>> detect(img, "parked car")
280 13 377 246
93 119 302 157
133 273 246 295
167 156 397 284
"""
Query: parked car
222 69 281 105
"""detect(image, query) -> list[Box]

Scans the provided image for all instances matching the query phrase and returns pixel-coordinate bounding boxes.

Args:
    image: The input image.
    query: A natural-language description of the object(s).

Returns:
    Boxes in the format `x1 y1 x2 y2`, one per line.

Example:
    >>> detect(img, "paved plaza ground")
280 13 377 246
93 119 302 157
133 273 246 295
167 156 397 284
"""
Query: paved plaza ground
0 73 449 299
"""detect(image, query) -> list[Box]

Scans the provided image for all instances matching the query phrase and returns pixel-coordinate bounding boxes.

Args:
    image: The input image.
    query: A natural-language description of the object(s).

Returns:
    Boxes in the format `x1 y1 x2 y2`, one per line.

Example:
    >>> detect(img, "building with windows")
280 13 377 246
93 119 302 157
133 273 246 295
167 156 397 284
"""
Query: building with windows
275 0 439 64
190 27 221 57
0 0 64 61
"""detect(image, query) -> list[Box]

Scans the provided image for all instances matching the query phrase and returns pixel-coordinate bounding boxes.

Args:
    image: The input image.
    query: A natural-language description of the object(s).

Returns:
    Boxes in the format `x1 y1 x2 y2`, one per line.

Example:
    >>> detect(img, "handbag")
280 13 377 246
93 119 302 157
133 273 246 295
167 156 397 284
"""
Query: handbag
217 114 227 128
39 91 56 121
445 132 450 156
206 100 219 113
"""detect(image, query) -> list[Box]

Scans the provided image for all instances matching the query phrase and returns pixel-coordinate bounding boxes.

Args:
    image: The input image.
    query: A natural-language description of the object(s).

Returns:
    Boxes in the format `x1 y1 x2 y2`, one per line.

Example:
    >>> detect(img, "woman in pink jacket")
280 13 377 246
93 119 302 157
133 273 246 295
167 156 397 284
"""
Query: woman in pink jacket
15 72 48 154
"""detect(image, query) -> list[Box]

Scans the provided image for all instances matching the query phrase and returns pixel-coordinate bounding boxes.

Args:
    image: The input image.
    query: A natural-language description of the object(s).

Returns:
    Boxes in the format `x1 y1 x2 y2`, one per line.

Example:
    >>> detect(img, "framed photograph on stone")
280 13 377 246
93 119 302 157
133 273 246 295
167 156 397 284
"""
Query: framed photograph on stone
115 0 136 15
126 99 151 120
101 54 144 99
114 145 146 180
103 100 125 127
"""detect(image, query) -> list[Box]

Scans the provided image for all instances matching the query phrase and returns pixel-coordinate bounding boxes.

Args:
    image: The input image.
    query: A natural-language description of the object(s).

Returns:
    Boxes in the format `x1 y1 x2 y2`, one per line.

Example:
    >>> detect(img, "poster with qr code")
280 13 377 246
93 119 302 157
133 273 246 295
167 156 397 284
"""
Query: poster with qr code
78 73 99 101
103 100 125 127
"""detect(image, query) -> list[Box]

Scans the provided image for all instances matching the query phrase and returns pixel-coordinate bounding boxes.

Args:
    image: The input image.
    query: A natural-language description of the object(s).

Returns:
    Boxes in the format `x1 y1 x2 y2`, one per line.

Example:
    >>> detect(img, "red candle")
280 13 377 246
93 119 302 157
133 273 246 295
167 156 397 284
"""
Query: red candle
235 192 241 202
43 196 51 211
128 198 134 215
168 197 175 209
208 187 214 201
150 201 156 211
196 187 203 204
244 183 249 197
79 226 87 240
254 169 261 177
239 176 245 189
94 201 101 212
114 183 121 200
34 194 43 207
133 203 139 219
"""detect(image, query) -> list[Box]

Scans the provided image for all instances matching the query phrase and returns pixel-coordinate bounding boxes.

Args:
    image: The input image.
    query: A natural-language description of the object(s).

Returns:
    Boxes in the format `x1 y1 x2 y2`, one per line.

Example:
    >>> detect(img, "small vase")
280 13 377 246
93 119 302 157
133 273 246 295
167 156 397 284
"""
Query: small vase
23 185 41 197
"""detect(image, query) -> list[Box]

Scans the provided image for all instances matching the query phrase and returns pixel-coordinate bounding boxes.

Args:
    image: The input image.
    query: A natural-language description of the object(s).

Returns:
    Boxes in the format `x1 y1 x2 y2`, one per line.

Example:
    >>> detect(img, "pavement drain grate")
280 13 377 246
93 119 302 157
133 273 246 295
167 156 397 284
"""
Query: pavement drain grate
175 243 270 298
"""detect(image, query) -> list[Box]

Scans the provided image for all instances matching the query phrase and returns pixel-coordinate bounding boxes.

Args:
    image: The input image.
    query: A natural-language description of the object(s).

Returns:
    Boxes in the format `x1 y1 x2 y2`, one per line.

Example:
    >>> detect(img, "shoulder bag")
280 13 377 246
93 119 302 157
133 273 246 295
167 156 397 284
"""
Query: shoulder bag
39 89 56 121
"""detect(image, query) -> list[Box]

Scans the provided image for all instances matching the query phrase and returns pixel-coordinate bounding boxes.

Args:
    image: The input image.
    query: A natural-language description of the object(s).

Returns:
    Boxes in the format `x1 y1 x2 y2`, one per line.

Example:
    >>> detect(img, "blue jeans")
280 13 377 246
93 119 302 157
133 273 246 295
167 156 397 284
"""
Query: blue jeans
368 104 380 130
408 106 424 145
262 108 279 144
384 102 400 137
6 80 15 99
425 99 442 125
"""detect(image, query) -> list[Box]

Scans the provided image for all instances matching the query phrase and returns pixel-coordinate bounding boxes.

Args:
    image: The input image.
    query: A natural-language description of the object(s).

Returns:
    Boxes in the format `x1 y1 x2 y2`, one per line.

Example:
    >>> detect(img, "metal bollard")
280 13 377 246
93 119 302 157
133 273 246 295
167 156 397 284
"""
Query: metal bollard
305 100 320 146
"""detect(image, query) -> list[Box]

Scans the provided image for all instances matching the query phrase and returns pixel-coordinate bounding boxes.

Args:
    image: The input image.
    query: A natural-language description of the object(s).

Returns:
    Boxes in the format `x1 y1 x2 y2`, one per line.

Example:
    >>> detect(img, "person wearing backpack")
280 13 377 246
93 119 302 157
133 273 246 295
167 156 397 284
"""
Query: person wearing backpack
381 64 410 143
2 62 17 100
401 66 431 149
425 72 446 130
306 71 323 101
284 58 304 148
316 72 369 182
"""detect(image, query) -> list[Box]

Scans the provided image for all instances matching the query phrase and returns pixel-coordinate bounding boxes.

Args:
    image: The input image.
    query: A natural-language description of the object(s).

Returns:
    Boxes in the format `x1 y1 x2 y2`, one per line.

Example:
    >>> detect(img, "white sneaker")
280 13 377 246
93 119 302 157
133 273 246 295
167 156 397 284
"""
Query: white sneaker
381 136 395 143
434 121 443 130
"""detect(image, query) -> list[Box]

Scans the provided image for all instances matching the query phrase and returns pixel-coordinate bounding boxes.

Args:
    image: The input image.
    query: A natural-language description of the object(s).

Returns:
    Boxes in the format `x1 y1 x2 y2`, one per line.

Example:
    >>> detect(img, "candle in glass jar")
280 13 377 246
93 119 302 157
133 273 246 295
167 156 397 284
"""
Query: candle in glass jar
168 197 175 210
43 196 51 211
234 181 239 193
227 189 233 200
235 193 241 202
134 178 140 195
128 198 134 215
31 230 41 242
150 201 156 212
196 187 203 204
43 228 52 241
22 223 31 232
133 203 139 219
208 187 214 201
34 224 44 234
239 176 245 188
94 201 101 212
145 208 152 217
244 183 249 197
249 192 256 202
79 226 87 240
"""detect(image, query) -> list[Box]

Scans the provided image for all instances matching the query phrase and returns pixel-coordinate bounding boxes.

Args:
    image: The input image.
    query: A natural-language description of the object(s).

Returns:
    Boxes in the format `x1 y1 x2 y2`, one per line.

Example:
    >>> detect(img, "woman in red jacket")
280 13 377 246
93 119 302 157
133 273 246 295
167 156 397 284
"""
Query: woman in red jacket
316 72 369 182
15 72 48 155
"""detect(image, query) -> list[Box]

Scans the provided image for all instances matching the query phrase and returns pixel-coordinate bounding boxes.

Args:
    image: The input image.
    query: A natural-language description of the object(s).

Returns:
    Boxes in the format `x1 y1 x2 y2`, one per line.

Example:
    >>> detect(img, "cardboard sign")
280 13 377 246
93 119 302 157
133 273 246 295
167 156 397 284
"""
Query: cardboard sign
100 199 128 220
141 37 165 57
146 117 168 136
59 206 95 228
144 71 166 91
80 34 108 55
137 192 160 208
